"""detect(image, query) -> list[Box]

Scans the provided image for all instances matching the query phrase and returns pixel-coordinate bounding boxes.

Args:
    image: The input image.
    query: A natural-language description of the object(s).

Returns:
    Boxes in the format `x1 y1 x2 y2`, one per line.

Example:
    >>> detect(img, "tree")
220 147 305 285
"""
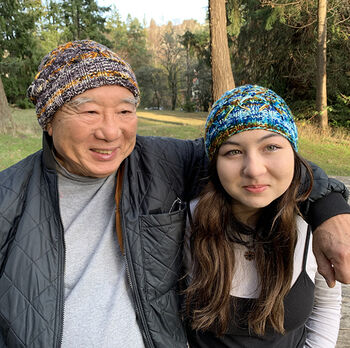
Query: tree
0 0 44 106
209 0 235 102
234 0 350 127
106 6 128 55
38 0 63 53
316 0 328 130
107 11 150 70
180 31 197 111
179 28 213 111
60 0 110 44
125 16 151 68
186 28 212 111
159 29 184 110
0 77 14 133
136 65 167 109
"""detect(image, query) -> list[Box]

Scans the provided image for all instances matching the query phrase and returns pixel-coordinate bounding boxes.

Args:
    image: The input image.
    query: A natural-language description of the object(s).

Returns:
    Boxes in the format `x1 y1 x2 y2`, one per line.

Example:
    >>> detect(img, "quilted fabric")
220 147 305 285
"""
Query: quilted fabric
0 151 63 347
0 134 207 348
121 136 207 348
0 132 348 348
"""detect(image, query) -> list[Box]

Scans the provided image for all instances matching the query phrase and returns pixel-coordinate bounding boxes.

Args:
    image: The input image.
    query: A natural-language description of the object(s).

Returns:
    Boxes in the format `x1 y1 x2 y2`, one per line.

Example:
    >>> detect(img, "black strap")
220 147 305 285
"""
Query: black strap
186 201 194 231
302 225 312 271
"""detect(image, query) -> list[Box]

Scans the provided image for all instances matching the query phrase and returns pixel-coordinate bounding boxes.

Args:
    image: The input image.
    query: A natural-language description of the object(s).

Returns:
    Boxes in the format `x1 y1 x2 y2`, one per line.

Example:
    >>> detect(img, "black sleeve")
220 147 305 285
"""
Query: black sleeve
182 146 350 229
183 138 208 202
308 192 350 230
305 161 350 230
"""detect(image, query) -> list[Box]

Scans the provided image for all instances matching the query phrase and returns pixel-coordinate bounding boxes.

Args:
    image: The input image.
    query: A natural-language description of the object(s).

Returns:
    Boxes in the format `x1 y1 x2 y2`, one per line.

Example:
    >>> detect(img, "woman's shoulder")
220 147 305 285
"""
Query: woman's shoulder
296 215 309 233
189 198 199 213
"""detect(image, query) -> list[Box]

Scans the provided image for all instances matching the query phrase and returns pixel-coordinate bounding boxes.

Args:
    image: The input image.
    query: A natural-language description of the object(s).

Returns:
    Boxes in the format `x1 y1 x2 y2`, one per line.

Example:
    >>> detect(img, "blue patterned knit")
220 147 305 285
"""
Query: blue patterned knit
205 85 298 160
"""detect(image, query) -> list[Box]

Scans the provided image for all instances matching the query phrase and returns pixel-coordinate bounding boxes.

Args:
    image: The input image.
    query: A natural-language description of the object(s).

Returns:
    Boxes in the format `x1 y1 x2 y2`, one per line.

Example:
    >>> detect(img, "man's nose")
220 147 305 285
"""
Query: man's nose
94 113 122 141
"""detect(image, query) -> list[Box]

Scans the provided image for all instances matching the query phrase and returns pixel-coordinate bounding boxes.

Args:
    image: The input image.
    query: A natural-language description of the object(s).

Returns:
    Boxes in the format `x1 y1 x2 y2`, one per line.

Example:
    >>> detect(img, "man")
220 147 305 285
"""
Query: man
0 40 349 348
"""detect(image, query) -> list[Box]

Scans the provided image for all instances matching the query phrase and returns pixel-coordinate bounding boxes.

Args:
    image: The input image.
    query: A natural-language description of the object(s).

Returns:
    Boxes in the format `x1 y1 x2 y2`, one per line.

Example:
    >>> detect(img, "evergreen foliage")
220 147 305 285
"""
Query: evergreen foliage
60 0 111 44
0 0 348 128
229 0 350 126
0 0 45 105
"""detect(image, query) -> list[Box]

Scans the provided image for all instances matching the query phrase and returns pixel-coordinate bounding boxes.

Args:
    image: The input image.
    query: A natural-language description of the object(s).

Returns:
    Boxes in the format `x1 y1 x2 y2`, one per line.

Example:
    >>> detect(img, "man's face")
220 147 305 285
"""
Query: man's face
47 85 138 178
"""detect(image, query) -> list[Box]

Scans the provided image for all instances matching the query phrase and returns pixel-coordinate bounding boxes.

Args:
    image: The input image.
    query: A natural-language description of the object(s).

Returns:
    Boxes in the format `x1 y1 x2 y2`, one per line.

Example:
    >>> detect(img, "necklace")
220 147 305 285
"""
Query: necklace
244 241 255 261
227 219 257 261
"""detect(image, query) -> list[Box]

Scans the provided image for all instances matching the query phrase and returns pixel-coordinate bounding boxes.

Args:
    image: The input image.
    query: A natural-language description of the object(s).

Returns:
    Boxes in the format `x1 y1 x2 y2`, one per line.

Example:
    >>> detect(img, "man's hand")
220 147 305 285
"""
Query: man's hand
313 214 350 287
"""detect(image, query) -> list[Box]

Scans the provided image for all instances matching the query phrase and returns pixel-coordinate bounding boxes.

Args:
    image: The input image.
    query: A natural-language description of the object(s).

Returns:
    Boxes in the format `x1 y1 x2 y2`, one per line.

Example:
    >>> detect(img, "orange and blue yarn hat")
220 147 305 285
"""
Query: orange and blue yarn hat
27 40 140 129
205 84 298 160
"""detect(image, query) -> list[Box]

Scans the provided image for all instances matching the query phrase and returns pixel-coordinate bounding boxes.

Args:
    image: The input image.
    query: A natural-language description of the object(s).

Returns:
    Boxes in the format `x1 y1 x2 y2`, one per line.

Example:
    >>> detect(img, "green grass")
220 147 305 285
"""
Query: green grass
137 119 204 139
299 139 350 175
11 108 43 135
0 133 42 170
297 121 350 175
1 107 349 175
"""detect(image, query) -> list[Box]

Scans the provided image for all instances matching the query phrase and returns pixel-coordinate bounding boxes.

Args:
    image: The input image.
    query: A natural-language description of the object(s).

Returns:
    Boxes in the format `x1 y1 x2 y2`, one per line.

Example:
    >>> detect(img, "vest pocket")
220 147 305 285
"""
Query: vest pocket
139 207 186 301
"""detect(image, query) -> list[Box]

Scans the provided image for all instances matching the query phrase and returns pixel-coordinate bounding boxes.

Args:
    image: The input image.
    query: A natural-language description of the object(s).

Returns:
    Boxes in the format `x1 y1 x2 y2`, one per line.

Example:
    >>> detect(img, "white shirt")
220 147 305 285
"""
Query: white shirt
184 200 342 348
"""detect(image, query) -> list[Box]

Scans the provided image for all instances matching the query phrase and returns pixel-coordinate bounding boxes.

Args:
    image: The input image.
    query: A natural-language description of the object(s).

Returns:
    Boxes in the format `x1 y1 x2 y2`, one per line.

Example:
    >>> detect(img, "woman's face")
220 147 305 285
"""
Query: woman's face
216 129 295 223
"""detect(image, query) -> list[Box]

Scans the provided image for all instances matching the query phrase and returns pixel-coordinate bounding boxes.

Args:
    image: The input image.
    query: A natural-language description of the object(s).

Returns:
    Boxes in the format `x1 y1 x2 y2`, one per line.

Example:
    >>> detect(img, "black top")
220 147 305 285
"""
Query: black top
187 227 315 348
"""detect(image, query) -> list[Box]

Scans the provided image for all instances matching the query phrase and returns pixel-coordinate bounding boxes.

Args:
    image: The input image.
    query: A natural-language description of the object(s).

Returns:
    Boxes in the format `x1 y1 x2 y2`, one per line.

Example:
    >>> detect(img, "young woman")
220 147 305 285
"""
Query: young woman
184 85 341 347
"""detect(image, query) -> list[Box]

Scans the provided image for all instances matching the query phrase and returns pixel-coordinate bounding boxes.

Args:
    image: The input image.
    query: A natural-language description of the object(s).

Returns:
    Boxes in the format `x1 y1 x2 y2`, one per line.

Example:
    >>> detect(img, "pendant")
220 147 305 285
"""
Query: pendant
244 249 255 261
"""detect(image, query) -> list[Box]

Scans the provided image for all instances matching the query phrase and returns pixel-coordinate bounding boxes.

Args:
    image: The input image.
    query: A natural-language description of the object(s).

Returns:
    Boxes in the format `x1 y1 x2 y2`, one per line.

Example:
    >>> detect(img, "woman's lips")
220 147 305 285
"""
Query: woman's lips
243 185 268 193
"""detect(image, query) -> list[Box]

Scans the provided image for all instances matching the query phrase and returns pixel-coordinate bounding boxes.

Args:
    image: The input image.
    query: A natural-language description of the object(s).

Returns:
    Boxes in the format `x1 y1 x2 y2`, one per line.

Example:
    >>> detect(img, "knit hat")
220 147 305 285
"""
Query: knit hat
205 84 298 160
27 40 140 129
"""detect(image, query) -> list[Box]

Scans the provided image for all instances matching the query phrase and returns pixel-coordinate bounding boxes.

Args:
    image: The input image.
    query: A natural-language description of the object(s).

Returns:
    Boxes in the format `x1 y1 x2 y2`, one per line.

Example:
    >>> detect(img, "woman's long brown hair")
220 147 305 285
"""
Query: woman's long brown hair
184 151 313 336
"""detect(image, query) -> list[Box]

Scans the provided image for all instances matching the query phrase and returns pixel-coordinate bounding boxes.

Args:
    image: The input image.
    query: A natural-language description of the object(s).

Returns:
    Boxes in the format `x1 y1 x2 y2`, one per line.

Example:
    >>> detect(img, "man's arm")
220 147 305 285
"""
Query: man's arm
183 142 350 286
313 214 350 287
306 163 350 287
183 138 208 201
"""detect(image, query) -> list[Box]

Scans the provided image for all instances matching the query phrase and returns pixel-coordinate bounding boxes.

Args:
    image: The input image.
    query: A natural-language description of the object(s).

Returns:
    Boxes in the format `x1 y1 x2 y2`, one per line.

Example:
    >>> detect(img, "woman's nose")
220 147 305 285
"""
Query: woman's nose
242 153 267 177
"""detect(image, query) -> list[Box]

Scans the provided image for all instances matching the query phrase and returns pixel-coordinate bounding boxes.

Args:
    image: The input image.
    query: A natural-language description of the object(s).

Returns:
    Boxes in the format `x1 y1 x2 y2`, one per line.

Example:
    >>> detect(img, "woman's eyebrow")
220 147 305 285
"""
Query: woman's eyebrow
222 140 240 146
257 133 280 143
222 133 281 146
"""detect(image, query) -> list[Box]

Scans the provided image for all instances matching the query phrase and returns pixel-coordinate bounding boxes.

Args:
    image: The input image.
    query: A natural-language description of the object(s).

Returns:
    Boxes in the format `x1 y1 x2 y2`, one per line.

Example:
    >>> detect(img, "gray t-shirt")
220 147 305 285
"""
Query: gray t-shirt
56 164 144 347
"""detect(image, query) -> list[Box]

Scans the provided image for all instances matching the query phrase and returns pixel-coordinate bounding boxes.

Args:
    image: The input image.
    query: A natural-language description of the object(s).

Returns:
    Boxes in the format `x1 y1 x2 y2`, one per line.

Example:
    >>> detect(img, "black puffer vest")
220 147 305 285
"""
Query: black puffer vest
0 133 206 347
0 133 348 347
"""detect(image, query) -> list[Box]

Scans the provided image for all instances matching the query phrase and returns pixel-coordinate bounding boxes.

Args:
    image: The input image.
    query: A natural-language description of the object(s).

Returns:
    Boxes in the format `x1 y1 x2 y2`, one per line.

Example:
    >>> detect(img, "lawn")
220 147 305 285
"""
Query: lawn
1 107 349 175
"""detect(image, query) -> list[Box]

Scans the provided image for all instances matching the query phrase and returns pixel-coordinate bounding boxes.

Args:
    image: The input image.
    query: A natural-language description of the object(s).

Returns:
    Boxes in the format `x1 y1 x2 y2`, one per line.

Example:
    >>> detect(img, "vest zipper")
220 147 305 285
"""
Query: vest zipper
57 216 66 348
117 165 154 348
124 239 155 348
52 174 66 348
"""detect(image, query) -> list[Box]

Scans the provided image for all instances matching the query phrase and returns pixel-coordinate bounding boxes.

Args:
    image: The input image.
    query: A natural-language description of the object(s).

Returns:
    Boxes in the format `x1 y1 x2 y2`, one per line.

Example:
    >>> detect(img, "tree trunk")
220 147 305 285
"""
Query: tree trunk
316 0 328 130
209 0 235 102
0 77 14 133
185 45 192 107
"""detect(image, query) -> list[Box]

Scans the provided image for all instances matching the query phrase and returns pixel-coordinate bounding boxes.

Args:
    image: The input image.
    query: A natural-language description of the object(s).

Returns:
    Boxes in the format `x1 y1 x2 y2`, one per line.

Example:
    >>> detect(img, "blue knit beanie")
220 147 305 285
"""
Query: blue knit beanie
205 85 298 160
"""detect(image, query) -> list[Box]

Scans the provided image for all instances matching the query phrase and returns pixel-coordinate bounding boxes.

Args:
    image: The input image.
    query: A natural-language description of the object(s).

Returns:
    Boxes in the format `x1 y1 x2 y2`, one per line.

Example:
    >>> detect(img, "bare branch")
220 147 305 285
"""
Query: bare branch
260 0 302 7
284 19 317 29
335 15 350 25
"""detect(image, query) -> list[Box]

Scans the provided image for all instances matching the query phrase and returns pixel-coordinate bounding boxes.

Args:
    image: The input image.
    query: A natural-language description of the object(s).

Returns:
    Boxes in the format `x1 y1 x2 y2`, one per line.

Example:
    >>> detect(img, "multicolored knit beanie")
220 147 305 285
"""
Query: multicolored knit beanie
27 40 140 129
205 84 298 160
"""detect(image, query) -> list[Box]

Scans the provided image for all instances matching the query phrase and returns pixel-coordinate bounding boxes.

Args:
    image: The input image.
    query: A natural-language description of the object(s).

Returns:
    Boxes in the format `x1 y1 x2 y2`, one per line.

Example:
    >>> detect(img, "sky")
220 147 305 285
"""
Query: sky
97 0 208 26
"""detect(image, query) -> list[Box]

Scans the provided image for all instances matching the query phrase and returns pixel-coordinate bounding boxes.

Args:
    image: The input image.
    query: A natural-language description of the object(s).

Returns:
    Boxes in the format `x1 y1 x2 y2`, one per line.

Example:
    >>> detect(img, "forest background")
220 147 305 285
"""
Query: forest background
0 0 349 129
